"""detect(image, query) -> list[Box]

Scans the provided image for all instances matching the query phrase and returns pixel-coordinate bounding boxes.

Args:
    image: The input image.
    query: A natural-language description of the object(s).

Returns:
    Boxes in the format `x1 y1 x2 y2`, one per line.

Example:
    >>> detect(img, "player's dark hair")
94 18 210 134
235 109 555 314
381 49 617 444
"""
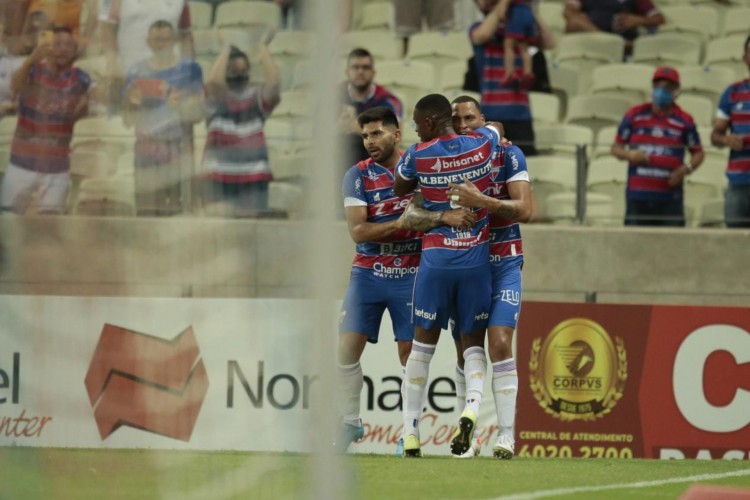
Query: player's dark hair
347 48 373 64
451 95 481 108
357 106 399 129
149 19 175 32
415 93 452 121
228 45 250 66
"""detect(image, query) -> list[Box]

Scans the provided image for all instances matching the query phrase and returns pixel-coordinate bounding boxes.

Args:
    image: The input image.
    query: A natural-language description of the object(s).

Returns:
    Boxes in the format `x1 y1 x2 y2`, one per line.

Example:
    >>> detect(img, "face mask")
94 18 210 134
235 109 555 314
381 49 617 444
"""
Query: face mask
226 74 249 90
652 87 674 108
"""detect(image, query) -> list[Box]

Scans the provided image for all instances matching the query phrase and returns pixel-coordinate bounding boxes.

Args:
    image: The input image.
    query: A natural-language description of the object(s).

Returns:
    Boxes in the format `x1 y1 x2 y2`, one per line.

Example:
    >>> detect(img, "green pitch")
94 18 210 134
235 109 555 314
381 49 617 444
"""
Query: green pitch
1 448 749 499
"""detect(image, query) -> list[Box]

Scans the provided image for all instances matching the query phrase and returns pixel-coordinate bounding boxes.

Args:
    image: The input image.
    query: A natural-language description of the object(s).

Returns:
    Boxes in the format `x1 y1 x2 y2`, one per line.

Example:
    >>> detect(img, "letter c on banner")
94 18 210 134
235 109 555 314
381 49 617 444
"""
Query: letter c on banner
673 325 750 433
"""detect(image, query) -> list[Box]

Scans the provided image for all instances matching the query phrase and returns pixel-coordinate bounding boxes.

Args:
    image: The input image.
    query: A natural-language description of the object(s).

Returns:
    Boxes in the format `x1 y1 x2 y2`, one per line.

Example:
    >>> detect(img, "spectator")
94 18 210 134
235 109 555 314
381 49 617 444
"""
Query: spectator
201 31 280 218
0 28 93 214
470 0 551 155
395 0 455 57
563 0 665 56
122 20 204 217
6 0 99 56
496 0 536 89
0 11 51 118
273 0 308 30
611 66 704 227
712 35 750 228
101 0 194 109
339 48 402 168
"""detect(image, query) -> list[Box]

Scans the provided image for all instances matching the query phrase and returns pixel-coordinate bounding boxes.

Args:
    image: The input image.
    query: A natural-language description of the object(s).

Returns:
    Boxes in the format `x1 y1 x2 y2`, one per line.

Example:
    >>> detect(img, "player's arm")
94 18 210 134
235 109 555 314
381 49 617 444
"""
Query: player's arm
401 192 476 231
448 178 532 222
394 147 418 196
345 205 403 244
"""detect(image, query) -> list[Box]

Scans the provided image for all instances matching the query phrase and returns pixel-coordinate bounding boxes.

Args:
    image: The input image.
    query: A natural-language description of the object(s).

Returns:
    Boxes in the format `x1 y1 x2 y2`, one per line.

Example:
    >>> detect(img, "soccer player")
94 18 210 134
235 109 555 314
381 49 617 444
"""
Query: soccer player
335 106 476 452
448 95 532 459
394 93 501 457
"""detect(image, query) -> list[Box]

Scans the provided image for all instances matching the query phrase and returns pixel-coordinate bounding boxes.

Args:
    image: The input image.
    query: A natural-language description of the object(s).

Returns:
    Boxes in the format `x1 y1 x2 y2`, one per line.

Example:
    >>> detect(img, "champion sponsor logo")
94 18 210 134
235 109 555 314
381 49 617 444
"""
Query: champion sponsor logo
415 308 437 321
84 324 209 441
373 262 419 278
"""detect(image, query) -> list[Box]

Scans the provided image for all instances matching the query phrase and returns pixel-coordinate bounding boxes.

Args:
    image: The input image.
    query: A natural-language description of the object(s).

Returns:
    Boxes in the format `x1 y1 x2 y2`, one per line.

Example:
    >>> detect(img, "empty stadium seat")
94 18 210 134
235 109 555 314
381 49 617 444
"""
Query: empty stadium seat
269 31 317 90
215 1 281 29
534 123 593 156
537 2 565 39
269 181 304 218
188 1 213 29
590 63 653 104
720 7 750 37
660 6 719 42
439 60 469 94
565 95 631 135
632 33 702 67
529 92 561 125
271 153 312 180
587 156 628 221
677 94 714 127
374 60 437 107
704 35 748 79
273 91 311 121
526 155 578 218
548 64 582 114
677 65 735 103
357 1 394 31
0 116 17 145
593 125 619 159
696 126 726 162
698 197 725 227
407 32 473 74
544 191 617 226
554 33 625 67
192 29 219 57
74 177 136 217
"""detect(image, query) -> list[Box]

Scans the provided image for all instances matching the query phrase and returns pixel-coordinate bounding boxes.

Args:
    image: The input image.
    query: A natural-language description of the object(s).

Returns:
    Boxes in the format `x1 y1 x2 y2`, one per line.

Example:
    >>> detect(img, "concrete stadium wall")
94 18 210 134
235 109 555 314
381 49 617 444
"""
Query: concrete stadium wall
0 216 748 306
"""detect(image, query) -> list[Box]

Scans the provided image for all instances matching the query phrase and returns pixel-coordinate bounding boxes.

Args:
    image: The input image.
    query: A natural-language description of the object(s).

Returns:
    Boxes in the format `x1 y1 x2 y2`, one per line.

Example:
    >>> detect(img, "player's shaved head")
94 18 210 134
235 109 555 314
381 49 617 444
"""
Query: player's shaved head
451 95 481 109
415 94 452 122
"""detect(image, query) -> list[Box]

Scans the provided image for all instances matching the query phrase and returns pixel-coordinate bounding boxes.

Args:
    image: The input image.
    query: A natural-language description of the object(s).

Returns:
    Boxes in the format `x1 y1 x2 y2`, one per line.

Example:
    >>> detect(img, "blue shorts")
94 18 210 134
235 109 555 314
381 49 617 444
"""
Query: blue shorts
412 263 492 334
339 270 415 343
505 4 537 43
489 261 523 329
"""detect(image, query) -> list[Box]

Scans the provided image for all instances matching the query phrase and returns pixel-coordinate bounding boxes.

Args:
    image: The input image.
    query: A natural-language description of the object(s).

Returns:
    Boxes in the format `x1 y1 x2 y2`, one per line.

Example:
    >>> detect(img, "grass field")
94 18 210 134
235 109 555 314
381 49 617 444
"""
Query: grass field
1 448 749 499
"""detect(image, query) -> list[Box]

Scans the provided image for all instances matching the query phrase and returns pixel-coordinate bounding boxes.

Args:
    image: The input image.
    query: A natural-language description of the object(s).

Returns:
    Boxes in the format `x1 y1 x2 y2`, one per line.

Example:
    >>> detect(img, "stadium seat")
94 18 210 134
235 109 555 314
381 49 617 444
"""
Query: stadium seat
188 1 213 29
537 2 565 39
565 95 631 136
292 61 314 90
660 6 719 42
587 156 628 220
339 31 402 62
374 60 437 107
73 177 136 217
75 55 107 85
400 122 420 151
269 31 317 91
116 151 135 178
271 153 312 180
698 197 725 227
357 1 394 31
548 64 582 115
215 1 281 29
439 60 469 94
554 33 625 67
529 92 561 125
720 7 750 37
676 65 735 103
677 94 714 127
269 181 304 218
696 126 726 162
590 63 653 104
273 91 311 121
543 191 616 226
216 28 256 54
0 116 17 145
192 29 219 57
704 35 749 79
534 123 593 157
592 125 619 159
631 33 702 67
526 155 578 218
264 118 311 155
407 32 472 75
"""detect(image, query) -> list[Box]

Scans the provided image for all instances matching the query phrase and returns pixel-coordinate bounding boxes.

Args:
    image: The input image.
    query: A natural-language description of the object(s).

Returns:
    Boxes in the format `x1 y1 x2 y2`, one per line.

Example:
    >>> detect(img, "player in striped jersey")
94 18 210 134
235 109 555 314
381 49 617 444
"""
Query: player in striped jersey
712 35 750 228
395 94 502 458
335 107 476 452
611 66 704 226
447 95 532 459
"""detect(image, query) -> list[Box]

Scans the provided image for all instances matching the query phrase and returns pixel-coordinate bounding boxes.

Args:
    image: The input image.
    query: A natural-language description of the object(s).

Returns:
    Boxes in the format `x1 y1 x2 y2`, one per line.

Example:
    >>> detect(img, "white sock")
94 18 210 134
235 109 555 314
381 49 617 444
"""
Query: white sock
403 340 435 438
338 362 363 427
400 365 406 411
463 346 487 416
492 358 518 438
455 365 466 413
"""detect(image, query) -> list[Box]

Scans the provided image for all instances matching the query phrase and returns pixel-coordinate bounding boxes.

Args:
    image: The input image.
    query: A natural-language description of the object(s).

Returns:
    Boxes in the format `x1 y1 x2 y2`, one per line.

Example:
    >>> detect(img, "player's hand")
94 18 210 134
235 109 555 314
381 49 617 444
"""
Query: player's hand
668 165 690 187
29 41 53 64
628 150 650 165
441 209 476 229
725 134 745 152
485 121 505 138
447 178 487 210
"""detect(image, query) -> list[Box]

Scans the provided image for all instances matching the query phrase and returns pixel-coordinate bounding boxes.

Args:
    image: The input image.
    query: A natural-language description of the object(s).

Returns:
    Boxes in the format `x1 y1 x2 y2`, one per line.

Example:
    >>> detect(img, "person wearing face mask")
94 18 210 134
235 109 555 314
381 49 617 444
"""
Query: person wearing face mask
122 19 204 217
611 66 704 226
201 29 280 217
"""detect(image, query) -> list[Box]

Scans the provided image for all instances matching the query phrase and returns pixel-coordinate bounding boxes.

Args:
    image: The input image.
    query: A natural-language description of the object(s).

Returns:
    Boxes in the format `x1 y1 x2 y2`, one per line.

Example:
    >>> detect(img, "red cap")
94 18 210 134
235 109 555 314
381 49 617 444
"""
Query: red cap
653 66 680 86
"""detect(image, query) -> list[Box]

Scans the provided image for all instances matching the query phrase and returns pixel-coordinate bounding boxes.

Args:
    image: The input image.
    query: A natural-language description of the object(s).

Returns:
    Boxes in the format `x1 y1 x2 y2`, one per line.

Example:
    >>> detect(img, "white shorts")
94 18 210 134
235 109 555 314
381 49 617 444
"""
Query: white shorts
0 162 69 214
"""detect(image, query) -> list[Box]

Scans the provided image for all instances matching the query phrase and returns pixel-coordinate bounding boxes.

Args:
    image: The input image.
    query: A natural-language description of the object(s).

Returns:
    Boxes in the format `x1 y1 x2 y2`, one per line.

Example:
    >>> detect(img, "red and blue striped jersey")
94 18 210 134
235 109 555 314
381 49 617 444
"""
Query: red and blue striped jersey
343 157 421 279
469 22 531 122
340 83 403 122
397 126 500 269
488 144 528 270
615 103 702 201
717 80 750 186
11 62 91 174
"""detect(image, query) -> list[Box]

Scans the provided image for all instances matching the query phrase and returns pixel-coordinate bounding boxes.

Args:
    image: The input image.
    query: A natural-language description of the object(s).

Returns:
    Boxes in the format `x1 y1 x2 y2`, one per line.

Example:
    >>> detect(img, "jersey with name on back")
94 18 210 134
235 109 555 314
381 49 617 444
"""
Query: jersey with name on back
397 127 499 269
487 144 528 270
615 102 702 201
717 80 750 186
343 157 421 280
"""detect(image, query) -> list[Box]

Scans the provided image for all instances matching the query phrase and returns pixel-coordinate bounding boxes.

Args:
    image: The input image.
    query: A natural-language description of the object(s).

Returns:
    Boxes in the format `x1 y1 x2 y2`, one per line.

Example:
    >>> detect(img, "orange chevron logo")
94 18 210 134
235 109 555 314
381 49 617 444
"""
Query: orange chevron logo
84 324 209 441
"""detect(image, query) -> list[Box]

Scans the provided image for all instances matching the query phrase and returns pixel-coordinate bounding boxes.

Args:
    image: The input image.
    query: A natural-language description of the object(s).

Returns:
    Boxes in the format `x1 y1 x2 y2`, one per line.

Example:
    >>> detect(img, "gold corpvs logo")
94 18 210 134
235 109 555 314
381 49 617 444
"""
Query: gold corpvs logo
529 318 627 421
